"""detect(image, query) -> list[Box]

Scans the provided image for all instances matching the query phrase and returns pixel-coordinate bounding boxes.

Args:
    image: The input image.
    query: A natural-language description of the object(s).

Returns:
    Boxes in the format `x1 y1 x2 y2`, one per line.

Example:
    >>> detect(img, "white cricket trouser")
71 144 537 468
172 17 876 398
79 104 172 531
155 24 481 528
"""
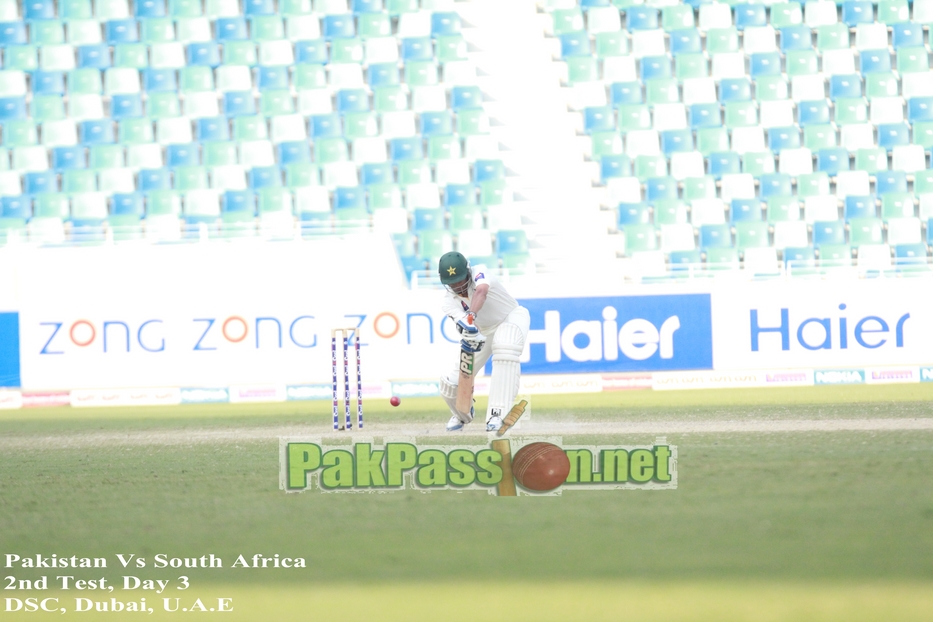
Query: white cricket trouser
439 305 531 422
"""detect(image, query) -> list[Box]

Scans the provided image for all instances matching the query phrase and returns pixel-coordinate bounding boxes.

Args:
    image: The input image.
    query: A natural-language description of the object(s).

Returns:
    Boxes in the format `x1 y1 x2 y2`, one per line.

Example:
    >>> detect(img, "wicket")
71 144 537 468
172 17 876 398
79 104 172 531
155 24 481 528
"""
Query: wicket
331 328 363 431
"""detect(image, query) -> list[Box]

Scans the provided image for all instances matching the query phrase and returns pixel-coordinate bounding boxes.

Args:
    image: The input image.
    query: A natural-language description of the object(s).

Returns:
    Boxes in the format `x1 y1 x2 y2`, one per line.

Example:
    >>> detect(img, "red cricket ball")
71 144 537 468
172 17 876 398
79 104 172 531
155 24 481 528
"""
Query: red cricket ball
390 396 401 407
511 442 571 492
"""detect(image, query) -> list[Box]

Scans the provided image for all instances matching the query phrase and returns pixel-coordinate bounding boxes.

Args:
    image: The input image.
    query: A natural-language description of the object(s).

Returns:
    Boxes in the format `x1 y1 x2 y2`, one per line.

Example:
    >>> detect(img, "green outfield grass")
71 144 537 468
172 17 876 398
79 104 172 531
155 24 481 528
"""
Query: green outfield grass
6 582 933 622
2 385 932 621
2 382 933 432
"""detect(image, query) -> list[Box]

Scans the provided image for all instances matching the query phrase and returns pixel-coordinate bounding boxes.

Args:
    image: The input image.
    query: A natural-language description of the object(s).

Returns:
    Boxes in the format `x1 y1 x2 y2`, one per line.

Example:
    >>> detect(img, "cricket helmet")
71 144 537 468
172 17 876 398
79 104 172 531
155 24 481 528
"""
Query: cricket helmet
438 251 470 286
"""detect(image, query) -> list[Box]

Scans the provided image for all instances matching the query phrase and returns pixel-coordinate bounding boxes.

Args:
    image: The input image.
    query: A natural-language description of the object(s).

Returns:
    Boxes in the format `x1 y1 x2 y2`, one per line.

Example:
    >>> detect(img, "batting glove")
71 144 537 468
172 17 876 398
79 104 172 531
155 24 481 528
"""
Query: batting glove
456 312 478 336
460 333 486 353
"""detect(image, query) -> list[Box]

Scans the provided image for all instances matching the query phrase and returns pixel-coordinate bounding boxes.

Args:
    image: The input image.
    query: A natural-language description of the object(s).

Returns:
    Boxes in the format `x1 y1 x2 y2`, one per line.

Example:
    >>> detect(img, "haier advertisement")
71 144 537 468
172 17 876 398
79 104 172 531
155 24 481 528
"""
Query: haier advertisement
711 281 933 370
520 294 713 374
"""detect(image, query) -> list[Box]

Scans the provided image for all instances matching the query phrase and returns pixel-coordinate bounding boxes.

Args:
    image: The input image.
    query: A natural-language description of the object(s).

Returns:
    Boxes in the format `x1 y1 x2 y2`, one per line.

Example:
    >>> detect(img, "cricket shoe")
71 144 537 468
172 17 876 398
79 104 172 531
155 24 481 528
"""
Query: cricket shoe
447 403 474 432
485 415 503 432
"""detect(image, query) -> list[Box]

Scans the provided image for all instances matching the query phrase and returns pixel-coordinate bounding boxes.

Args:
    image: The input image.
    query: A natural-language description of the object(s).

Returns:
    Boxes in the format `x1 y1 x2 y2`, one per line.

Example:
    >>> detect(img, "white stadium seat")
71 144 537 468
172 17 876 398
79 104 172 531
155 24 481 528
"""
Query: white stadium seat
778 147 814 175
698 3 732 30
841 124 876 152
457 229 494 256
211 166 248 191
683 78 717 105
743 26 777 54
670 152 705 180
372 207 409 234
588 7 621 33
836 171 871 198
660 224 696 252
631 31 666 58
12 146 49 172
602 57 636 82
870 98 905 125
805 0 838 27
856 24 888 50
720 174 756 202
295 187 331 213
886 218 922 246
731 127 766 154
804 195 839 222
773 221 809 249
691 199 727 226
653 104 687 131
892 145 926 173
856 244 892 270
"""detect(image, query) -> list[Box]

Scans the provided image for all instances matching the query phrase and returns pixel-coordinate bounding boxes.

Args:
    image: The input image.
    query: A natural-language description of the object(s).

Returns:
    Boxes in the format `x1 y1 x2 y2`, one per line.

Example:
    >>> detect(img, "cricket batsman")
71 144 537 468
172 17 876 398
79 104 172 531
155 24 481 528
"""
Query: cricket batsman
437 251 530 431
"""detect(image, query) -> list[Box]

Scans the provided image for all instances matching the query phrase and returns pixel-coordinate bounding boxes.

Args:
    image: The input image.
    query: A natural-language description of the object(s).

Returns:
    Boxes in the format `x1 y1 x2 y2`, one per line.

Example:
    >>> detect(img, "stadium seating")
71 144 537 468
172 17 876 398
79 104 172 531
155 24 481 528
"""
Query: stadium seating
0 0 534 280
2 0 932 281
546 0 933 277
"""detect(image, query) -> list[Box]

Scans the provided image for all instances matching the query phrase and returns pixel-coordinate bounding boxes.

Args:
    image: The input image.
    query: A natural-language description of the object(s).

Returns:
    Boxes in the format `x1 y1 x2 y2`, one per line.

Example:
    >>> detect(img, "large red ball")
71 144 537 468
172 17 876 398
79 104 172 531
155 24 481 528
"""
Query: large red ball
389 396 400 407
511 442 571 492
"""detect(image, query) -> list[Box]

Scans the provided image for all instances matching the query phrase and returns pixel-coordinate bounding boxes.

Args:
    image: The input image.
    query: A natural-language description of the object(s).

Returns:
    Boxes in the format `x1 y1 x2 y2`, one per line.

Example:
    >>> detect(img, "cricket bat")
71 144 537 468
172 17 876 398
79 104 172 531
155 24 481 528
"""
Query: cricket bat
455 345 474 416
491 439 517 497
495 399 528 437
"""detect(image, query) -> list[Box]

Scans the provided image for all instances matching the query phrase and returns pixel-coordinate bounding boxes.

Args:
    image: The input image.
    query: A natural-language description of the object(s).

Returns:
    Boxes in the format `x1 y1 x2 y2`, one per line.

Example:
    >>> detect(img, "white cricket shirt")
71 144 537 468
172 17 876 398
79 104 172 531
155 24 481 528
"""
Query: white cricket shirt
441 264 519 333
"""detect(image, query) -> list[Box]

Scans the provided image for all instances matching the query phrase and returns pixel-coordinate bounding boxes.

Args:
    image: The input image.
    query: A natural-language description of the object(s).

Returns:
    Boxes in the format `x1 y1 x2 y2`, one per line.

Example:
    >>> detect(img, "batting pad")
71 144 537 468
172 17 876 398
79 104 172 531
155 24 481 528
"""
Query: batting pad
439 374 472 422
487 322 524 422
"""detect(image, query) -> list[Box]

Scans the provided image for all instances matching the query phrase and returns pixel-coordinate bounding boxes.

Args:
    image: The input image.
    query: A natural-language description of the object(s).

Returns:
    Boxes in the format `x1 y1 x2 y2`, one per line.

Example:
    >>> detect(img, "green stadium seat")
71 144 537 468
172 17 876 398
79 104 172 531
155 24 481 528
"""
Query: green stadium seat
803 125 837 151
767 196 800 222
683 176 717 202
552 9 585 35
848 217 884 245
881 193 915 219
107 213 143 240
897 47 929 74
621 224 658 253
696 128 729 156
706 28 739 54
595 32 627 57
817 244 852 267
915 170 933 195
113 44 148 68
368 183 403 210
835 98 869 125
592 132 624 157
755 76 788 101
786 50 819 76
417 230 454 260
449 205 484 233
724 102 758 128
500 253 535 275
704 247 740 270
854 148 888 173
797 172 831 198
566 57 599 84
397 160 432 185
618 105 652 131
634 155 667 180
877 0 910 24
743 152 775 176
662 6 695 31
479 180 509 206
771 2 803 28
735 221 770 250
146 191 182 215
653 200 689 225
866 73 899 99
816 24 848 50
913 122 933 150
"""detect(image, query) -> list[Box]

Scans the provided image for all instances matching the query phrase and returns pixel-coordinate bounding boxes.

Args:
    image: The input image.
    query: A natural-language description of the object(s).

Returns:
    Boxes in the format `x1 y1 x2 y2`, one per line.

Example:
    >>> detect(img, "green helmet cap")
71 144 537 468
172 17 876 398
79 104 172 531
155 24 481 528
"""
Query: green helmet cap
438 251 470 285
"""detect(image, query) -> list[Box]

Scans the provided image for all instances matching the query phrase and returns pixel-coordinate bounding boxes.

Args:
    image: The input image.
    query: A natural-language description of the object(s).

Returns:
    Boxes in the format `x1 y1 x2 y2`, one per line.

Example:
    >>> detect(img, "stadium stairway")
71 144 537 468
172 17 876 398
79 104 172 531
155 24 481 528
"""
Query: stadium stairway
459 0 625 276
